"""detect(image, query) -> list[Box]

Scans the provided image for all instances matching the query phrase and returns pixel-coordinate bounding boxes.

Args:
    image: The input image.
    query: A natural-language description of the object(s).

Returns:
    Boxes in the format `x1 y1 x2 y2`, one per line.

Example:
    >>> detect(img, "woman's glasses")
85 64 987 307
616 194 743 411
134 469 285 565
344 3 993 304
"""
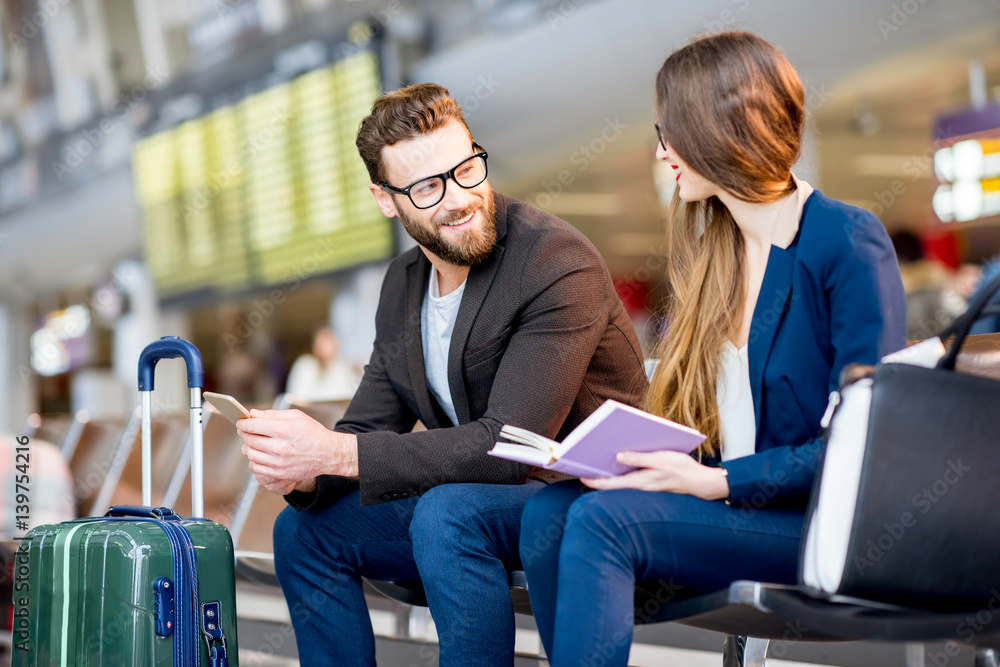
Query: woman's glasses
654 123 667 151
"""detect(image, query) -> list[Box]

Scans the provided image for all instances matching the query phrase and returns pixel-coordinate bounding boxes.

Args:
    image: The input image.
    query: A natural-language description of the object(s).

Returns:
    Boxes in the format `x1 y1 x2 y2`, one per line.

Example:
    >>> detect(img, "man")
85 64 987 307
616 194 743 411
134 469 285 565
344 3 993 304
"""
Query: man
236 83 646 665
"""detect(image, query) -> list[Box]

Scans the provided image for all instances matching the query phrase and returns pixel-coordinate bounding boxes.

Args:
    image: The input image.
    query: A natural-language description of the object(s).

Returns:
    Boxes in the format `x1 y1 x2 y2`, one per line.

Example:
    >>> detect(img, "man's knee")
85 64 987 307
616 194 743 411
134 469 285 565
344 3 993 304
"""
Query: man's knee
409 484 467 544
273 505 303 561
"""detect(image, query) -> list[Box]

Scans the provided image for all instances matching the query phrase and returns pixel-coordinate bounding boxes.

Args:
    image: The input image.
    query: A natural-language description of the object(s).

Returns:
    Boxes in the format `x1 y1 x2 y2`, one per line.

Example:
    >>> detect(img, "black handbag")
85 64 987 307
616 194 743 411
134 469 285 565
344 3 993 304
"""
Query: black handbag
800 272 1000 610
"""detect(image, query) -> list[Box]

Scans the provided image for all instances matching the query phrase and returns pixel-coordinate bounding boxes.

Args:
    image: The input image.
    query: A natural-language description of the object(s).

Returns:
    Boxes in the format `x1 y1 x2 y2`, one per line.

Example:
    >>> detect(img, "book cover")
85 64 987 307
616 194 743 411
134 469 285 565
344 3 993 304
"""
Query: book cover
489 399 706 478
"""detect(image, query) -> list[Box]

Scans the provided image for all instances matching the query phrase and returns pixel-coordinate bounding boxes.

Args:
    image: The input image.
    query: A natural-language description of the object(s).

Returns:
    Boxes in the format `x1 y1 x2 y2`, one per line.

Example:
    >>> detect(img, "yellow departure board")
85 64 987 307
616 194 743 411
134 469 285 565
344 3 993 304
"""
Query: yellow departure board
133 51 392 300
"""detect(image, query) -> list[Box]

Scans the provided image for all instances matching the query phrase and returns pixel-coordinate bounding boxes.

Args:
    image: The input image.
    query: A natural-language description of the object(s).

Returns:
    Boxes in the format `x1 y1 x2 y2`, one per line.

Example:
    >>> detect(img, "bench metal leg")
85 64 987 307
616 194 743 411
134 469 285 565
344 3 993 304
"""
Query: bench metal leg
393 602 411 638
723 636 769 667
976 649 999 667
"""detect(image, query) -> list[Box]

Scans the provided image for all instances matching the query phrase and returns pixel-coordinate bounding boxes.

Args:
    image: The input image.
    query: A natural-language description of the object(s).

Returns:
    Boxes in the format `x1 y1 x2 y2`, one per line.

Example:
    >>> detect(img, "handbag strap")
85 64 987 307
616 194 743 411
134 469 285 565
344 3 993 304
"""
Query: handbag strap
937 271 1000 370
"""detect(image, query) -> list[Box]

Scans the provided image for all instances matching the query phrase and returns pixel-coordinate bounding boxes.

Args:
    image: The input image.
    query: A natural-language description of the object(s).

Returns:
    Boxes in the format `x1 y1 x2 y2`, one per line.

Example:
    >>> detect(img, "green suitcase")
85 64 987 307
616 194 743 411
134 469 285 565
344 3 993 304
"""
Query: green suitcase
11 337 238 667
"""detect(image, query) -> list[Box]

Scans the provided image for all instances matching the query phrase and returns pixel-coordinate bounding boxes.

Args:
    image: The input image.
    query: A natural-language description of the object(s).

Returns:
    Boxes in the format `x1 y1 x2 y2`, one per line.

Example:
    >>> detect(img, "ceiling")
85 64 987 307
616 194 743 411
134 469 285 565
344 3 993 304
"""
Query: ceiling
413 0 1000 275
1 0 998 299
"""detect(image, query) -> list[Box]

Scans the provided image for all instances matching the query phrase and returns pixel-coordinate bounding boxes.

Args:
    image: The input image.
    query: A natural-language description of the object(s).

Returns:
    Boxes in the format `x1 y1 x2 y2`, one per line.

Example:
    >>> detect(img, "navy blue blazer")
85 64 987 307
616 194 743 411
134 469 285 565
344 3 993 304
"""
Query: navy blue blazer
719 190 906 509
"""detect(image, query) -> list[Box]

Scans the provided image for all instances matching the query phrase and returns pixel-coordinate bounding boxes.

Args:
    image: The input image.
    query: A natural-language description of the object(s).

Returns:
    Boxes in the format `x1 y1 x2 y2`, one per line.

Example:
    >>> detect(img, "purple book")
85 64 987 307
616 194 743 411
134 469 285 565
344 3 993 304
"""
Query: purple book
489 399 706 478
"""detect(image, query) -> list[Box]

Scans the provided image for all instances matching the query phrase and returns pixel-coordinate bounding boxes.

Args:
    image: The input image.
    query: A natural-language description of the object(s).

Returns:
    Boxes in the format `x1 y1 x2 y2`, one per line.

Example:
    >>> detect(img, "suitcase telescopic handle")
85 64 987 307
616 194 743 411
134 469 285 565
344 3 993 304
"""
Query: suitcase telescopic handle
137 336 206 517
138 336 205 391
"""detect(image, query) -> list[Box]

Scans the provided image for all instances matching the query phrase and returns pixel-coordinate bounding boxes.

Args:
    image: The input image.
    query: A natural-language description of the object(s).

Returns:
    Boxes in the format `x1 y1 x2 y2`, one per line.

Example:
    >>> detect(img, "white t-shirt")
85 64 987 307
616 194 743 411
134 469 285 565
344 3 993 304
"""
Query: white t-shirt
717 341 756 461
421 268 467 426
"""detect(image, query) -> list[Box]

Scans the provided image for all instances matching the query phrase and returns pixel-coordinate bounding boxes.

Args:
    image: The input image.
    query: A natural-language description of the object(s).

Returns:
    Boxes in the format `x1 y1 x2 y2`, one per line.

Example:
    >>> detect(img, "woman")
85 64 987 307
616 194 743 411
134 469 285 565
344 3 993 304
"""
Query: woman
519 31 906 666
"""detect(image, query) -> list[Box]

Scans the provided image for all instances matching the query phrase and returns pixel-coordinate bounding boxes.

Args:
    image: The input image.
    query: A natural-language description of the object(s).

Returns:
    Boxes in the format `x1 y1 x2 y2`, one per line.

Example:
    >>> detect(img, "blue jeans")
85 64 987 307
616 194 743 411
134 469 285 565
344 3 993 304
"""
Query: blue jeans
273 481 543 666
519 480 805 667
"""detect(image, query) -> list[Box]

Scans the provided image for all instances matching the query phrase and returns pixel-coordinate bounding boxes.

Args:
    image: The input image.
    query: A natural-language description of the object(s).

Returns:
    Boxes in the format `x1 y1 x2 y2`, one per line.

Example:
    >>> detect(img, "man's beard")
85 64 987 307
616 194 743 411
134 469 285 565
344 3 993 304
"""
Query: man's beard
397 189 497 267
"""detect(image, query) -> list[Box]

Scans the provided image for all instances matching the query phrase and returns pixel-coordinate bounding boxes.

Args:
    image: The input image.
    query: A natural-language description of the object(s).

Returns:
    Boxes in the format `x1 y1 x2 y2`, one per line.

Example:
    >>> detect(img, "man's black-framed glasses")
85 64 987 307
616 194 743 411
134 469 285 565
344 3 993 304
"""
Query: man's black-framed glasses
380 144 489 209
654 123 667 151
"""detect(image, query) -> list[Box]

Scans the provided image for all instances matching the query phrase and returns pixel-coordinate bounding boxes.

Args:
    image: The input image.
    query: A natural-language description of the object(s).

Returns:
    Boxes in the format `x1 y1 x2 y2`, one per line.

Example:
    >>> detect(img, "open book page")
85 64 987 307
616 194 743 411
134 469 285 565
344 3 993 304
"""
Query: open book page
488 442 555 467
548 457 623 479
498 425 559 453
487 443 624 478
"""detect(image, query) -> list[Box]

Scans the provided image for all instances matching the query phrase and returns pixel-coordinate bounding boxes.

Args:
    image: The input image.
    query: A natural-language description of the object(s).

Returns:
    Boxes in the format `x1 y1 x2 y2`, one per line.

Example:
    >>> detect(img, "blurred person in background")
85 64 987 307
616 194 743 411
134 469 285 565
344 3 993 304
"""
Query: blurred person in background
891 229 966 340
234 83 646 665
970 257 1000 335
216 343 261 403
518 32 906 667
285 324 360 401
217 311 276 404
954 262 984 302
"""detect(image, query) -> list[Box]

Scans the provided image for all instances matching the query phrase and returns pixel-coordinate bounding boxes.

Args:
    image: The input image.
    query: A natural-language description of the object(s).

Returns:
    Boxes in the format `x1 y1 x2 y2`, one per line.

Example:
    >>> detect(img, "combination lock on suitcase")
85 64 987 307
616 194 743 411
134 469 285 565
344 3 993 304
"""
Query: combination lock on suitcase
13 336 239 666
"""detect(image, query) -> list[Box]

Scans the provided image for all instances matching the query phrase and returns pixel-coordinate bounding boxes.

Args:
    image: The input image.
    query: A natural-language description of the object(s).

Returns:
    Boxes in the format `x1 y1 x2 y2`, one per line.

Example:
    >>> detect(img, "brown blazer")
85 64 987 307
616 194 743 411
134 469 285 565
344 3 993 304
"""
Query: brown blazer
287 193 647 508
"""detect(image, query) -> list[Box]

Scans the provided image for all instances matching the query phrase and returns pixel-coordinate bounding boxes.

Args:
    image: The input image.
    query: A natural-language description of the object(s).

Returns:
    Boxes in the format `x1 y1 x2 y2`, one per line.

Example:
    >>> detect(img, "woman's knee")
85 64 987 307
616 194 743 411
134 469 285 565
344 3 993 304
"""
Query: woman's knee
520 481 585 533
519 481 585 569
561 490 644 548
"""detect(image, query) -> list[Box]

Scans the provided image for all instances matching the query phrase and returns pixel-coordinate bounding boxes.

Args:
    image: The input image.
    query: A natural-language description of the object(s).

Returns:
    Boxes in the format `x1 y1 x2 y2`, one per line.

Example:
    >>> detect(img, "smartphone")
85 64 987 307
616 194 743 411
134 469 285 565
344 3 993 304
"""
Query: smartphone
203 391 252 425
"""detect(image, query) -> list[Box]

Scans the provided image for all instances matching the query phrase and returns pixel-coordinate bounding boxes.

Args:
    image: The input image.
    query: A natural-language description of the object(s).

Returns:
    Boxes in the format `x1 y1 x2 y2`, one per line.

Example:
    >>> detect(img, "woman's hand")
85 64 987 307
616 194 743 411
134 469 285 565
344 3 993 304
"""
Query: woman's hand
580 451 730 501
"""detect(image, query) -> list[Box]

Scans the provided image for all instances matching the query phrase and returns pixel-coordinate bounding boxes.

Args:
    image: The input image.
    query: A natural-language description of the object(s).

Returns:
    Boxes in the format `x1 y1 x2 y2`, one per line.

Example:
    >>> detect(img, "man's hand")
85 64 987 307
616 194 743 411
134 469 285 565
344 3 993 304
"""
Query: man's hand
235 409 358 493
580 450 729 501
252 473 317 496
253 472 298 496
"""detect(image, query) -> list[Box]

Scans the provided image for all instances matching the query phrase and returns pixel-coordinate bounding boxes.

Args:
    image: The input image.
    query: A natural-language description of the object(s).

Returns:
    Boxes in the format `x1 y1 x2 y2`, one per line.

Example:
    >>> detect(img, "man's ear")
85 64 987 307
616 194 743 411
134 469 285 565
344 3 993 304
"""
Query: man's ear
369 183 399 219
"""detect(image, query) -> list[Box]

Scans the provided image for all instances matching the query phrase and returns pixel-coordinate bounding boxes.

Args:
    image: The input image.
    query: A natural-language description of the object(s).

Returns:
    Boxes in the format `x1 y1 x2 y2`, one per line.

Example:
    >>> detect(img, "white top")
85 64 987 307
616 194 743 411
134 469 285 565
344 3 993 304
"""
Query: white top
716 175 813 460
717 341 756 461
421 268 467 426
286 355 361 402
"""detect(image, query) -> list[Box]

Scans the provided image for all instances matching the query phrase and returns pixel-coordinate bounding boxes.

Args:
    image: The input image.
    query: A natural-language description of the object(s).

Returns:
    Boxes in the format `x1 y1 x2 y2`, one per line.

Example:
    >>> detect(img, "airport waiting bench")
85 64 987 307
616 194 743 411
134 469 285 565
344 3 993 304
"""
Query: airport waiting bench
222 336 1000 665
362 332 1000 666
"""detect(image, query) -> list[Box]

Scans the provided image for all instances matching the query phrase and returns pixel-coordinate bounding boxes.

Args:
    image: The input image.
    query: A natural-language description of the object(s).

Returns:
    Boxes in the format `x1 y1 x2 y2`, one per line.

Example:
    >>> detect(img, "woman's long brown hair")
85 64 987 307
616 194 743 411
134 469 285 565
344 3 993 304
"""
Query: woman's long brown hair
645 32 804 458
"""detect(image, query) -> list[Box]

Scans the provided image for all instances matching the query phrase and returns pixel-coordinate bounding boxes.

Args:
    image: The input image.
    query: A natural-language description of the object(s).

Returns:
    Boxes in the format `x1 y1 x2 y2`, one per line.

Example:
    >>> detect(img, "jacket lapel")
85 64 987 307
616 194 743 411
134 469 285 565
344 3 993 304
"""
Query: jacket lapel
405 255 439 428
446 194 510 425
748 245 795 436
446 244 505 425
